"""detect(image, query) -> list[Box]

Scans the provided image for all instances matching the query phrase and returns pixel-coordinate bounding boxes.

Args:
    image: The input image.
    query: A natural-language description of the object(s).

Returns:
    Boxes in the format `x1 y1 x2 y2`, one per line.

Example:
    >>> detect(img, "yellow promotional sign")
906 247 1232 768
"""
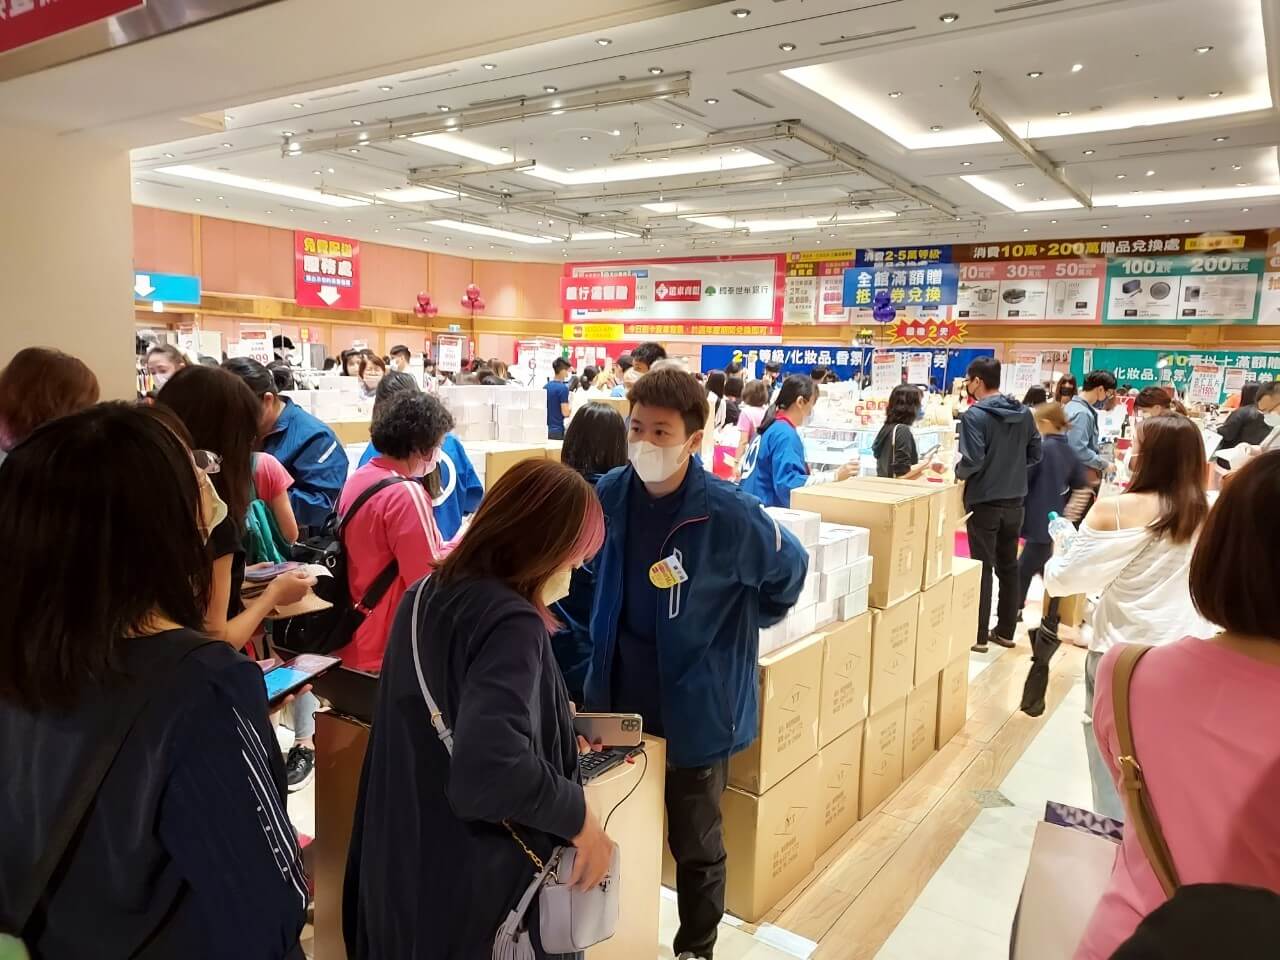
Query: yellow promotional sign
563 322 625 341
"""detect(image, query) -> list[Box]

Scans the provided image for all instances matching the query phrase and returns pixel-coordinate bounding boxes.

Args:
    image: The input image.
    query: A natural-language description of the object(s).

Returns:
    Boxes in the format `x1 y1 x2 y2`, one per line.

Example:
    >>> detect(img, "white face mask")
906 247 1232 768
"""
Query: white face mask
541 567 573 605
629 439 691 484
152 372 170 388
1265 411 1280 429
197 471 228 543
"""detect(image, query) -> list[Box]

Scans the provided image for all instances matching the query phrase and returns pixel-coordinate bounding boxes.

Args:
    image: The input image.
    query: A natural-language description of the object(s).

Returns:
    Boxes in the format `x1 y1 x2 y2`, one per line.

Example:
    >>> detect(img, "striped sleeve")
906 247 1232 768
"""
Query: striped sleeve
382 479 451 585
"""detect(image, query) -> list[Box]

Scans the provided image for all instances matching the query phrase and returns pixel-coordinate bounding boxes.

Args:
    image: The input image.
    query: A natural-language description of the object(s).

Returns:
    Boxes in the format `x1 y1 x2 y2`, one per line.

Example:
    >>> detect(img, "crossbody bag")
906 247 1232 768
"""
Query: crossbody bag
406 582 620 958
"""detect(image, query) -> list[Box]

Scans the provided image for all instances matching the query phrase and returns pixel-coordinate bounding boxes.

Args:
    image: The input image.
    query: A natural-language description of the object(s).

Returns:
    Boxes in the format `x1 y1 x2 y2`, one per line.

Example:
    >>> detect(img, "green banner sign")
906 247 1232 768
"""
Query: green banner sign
1070 347 1280 403
1103 251 1265 325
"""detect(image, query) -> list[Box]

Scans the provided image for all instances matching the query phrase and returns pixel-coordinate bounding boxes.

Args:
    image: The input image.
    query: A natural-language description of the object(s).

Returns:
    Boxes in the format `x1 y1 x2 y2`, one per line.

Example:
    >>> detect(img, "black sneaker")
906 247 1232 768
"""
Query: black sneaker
286 745 315 792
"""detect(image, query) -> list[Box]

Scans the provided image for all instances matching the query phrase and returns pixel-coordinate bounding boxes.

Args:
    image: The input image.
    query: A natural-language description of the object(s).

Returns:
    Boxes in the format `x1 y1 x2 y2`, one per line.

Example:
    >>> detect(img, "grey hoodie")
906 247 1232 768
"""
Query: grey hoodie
956 393 1043 507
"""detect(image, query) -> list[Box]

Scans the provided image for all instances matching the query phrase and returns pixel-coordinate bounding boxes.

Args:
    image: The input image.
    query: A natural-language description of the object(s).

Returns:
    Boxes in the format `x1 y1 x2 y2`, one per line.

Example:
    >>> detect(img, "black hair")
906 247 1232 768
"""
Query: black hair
0 404 211 711
705 371 727 397
810 365 829 382
370 392 455 460
267 362 295 393
322 357 338 371
615 354 633 372
479 374 506 386
1083 369 1118 392
373 370 419 420
221 356 276 398
885 384 923 426
966 356 1002 390
272 335 295 351
552 357 571 375
561 404 628 479
632 342 667 369
1055 374 1078 402
158 366 260 527
339 349 359 376
764 361 781 375
581 365 598 387
1255 381 1280 402
723 362 742 376
760 375 818 434
627 368 709 437
389 344 411 361
197 355 220 367
724 375 744 400
1022 385 1048 406
1240 382 1261 407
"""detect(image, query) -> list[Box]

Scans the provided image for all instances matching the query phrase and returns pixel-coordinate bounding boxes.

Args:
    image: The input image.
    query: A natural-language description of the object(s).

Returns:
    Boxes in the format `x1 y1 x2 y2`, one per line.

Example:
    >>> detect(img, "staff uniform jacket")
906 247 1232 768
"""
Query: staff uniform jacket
262 398 348 531
739 416 814 508
549 470 604 704
581 463 808 768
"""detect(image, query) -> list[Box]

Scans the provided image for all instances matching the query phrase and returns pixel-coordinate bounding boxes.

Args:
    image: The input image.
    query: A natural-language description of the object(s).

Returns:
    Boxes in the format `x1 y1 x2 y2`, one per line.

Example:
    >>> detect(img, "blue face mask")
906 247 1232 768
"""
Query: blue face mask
916 407 925 422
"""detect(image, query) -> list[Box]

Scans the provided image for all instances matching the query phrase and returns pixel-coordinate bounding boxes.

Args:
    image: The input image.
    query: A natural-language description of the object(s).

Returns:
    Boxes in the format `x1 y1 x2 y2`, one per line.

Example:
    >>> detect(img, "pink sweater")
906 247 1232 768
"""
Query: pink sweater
1075 636 1280 958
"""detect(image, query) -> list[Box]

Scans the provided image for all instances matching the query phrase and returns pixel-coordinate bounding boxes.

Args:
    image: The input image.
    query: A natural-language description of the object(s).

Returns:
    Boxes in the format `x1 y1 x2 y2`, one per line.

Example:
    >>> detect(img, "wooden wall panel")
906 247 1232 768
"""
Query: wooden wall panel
363 242 429 310
476 333 518 364
132 206 195 275
268 227 296 300
472 260 520 317
428 253 473 312
198 217 238 294
520 262 562 320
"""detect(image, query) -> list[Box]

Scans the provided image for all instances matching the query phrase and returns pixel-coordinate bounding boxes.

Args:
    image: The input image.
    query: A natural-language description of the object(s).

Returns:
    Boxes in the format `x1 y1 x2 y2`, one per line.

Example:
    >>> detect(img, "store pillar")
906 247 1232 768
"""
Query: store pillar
0 125 135 399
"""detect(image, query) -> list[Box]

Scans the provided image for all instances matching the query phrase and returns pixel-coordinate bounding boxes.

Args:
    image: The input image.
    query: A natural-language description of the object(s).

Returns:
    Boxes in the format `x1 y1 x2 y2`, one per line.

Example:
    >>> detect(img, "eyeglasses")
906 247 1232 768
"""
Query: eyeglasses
192 450 222 475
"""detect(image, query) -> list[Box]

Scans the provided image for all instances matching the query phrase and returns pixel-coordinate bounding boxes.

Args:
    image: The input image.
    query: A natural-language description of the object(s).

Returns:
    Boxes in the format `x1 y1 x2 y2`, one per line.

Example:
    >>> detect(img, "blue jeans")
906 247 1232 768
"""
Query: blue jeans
291 691 318 742
1084 650 1124 820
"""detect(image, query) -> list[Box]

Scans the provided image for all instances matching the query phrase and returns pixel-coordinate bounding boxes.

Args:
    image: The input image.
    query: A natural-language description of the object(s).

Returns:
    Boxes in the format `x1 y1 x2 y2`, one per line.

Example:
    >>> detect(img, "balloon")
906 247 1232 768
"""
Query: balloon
465 283 480 299
872 304 896 324
473 298 486 311
416 291 432 308
426 305 439 317
462 296 474 309
873 289 891 307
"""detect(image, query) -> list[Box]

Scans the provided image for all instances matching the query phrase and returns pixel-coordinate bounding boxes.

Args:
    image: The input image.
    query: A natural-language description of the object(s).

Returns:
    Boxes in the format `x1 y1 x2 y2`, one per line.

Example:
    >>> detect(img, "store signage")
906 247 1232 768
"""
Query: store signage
1006 352 1043 397
954 232 1266 262
653 279 701 302
0 0 141 56
784 251 856 324
515 338 563 388
842 263 960 308
435 334 466 374
294 231 360 310
956 259 1104 322
701 344 994 390
132 271 201 305
559 275 637 309
870 352 902 390
1186 365 1226 405
1072 347 1280 403
857 245 952 266
889 318 968 345
563 323 626 342
906 352 932 384
1103 252 1263 324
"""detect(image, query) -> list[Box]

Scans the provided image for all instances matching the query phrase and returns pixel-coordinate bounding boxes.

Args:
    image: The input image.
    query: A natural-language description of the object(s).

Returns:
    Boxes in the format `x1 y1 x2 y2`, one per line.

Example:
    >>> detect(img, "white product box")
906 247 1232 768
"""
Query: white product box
806 547 820 576
523 406 545 428
814 598 836 630
281 390 315 413
846 526 871 560
497 405 524 426
522 425 547 444
838 586 870 621
847 555 874 591
786 604 817 645
335 376 362 396
759 622 789 658
819 566 852 603
764 507 822 547
344 443 368 477
797 572 818 609
814 523 851 573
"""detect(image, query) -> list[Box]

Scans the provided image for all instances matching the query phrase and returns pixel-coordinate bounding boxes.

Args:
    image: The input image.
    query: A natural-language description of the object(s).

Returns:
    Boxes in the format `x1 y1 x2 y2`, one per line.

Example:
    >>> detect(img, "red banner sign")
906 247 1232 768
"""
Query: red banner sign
0 0 142 55
889 318 968 345
560 275 637 310
654 280 703 302
294 231 360 311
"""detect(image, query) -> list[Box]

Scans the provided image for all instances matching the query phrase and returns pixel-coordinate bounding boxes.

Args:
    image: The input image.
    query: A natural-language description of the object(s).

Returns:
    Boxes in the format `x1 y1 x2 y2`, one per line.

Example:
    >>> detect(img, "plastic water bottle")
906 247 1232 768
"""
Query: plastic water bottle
1047 511 1076 549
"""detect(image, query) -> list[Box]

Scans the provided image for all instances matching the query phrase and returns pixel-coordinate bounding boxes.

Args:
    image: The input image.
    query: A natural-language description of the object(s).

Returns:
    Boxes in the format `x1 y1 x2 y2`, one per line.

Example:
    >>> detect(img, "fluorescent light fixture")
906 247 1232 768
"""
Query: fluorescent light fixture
156 165 369 207
570 230 640 240
429 219 552 243
683 210 897 233
961 175 1083 211
374 187 453 202
642 201 685 213
379 85 393 91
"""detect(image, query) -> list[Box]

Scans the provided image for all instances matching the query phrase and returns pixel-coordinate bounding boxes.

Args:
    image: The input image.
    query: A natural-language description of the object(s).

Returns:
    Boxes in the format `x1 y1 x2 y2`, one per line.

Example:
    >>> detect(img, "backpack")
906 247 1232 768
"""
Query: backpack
275 476 413 655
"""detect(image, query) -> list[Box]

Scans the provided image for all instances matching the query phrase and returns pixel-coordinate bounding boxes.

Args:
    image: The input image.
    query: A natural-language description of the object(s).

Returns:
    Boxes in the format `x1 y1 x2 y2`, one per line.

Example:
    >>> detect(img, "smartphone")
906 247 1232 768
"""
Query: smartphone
245 561 303 583
262 654 341 705
573 712 643 748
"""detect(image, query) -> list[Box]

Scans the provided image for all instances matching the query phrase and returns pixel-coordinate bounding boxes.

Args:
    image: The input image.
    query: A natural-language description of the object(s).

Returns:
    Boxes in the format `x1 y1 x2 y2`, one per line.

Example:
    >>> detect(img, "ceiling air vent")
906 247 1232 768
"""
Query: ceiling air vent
308 88 362 102
733 88 775 109
819 25 915 47
994 0 1070 12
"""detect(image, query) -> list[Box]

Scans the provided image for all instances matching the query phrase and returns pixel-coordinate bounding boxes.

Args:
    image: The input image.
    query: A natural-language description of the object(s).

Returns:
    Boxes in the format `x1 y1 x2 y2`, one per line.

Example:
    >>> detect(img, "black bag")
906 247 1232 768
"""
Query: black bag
277 476 413 655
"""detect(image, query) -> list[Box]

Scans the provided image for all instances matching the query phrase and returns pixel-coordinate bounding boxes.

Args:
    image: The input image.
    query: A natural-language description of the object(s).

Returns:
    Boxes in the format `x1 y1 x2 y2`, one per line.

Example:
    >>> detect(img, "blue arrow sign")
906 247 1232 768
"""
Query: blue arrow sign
133 271 201 305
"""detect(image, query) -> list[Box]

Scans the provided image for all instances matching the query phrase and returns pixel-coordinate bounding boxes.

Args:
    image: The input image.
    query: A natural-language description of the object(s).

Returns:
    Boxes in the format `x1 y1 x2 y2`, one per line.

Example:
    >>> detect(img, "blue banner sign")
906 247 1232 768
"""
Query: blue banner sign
133 272 202 305
701 343 993 391
842 263 960 309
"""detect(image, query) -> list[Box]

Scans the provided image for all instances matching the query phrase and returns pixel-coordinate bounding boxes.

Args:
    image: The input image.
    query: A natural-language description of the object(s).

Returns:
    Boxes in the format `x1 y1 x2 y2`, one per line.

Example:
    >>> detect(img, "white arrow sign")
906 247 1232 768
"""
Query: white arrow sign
317 285 341 306
134 274 155 298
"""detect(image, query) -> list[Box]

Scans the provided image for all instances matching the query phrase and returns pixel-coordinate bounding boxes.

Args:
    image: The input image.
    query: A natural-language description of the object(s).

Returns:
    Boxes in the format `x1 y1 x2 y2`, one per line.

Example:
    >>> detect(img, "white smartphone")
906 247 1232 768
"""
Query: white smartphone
573 712 644 748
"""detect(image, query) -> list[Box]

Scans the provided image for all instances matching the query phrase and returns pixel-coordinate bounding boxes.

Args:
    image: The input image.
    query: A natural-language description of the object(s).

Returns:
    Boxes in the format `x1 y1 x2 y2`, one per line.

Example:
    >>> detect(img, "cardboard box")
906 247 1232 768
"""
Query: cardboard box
818 613 871 746
1055 592 1088 627
587 395 630 418
869 596 919 715
903 679 940 779
936 655 970 749
730 634 823 795
845 478 963 588
818 565 852 603
950 557 983 659
817 723 864 854
847 555 874 591
722 756 820 923
542 440 563 463
839 587 869 622
470 441 548 490
914 576 954 686
859 699 905 818
792 482 929 608
765 507 821 547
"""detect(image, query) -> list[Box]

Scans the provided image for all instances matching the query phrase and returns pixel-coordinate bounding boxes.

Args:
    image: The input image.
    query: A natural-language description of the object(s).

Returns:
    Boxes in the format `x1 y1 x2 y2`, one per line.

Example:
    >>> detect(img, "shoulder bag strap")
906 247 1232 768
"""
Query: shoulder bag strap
11 637 221 933
337 475 414 538
341 476 415 615
1111 643 1181 898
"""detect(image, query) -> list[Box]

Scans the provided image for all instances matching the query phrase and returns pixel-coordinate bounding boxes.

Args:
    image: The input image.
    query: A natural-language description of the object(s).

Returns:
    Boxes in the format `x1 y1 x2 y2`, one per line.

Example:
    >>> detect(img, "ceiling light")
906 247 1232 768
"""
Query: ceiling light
221 142 233 149
1057 110 1072 117
595 37 611 46
437 104 450 112
673 121 684 129
1184 218 1192 223
961 161 972 166
388 214 395 220
1071 63 1084 73
1208 90 1223 98
156 164 368 207
565 166 575 172
648 66 663 75
1214 136 1229 142
482 62 497 69
1022 228 1029 232
358 132 369 141
312 169 322 175
373 187 451 202
378 85 393 92
265 209 272 214
1237 181 1249 186
1242 207 1251 212
429 218 553 244
1026 71 1042 79
1100 224 1108 229
193 197 202 202
321 219 329 225
731 8 750 17
1195 45 1214 54
579 134 591 141
544 85 558 93
1145 169 1156 176
732 146 743 152
291 102 303 109
929 124 943 131
705 97 719 105
1050 219 1058 224
351 119 363 126
609 129 621 136
1014 181 1025 187
1082 149 1095 155
1116 173 1126 180
327 167 335 174
500 145 511 152
888 90 903 98
217 196 224 201
163 152 175 158
939 12 958 23
1144 213 1152 218
1232 163 1243 170
348 148 360 154
779 42 796 52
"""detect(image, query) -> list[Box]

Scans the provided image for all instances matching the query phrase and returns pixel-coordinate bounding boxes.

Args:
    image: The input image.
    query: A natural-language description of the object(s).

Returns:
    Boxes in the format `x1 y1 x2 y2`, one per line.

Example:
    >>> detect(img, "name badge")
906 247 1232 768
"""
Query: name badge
648 553 689 589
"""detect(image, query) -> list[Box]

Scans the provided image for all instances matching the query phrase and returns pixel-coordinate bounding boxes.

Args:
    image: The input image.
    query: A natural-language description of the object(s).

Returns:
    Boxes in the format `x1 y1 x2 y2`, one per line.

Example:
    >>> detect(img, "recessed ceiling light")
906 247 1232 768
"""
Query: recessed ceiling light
327 167 335 174
378 85 393 92
265 209 272 214
312 169 322 175
321 219 329 225
1242 207 1251 212
194 198 202 202
595 38 612 47
388 214 396 220
961 161 972 166
704 97 719 105
1214 136 1229 142
1232 163 1243 170
500 145 511 152
1057 110 1072 117
609 129 621 136
221 142 233 149
1082 149 1095 155
1144 213 1152 218
1050 219 1058 224
482 62 497 69
939 12 958 23
1145 169 1156 176
888 90 903 98
672 121 684 129
1014 181 1025 187
1100 224 1108 229
731 146 743 152
1237 181 1249 186
437 105 451 112
648 66 664 75
1184 218 1192 223
1116 173 1127 180
358 131 369 141
291 102 303 109
351 119 363 126
731 8 750 17
929 124 943 131
579 134 591 141
349 148 360 153
1208 90 1223 98
1026 71 1043 79
566 166 575 171
345 218 353 223
163 152 175 158
779 42 796 52
1071 63 1084 73
1194 45 1214 54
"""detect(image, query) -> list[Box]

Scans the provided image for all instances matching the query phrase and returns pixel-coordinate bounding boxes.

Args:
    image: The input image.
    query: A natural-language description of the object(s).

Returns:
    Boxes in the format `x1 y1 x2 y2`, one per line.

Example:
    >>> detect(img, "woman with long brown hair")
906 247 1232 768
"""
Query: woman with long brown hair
344 458 616 960
0 346 99 464
1045 414 1215 819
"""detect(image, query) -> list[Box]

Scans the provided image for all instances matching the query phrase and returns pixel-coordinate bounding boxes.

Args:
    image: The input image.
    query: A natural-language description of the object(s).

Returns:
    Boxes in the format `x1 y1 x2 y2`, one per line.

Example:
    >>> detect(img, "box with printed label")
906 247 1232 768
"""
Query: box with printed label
869 596 919 715
839 478 962 588
859 698 905 818
936 655 970 748
722 755 820 923
730 634 823 794
764 506 821 547
839 587 869 622
792 482 929 609
950 557 982 659
819 565 852 603
903 679 939 779
818 612 871 746
914 576 954 686
817 723 864 854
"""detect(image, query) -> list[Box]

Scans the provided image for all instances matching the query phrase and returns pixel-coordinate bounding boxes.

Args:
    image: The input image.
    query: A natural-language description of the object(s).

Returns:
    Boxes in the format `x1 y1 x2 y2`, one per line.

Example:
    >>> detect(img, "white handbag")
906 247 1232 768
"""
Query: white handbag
407 582 620 958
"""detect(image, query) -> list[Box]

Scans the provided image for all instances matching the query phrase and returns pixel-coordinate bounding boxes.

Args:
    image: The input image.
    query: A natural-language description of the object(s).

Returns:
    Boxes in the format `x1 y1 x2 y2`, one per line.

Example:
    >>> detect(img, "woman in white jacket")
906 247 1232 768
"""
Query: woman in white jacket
1044 414 1214 819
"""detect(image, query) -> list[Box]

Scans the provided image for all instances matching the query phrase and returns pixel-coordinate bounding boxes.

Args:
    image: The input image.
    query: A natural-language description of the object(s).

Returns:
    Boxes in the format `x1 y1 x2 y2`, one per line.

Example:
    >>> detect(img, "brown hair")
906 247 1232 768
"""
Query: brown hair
1135 386 1173 411
1127 414 1208 543
434 459 604 630
0 347 100 450
743 379 769 407
628 368 710 437
1033 400 1068 432
1189 450 1280 639
357 350 386 378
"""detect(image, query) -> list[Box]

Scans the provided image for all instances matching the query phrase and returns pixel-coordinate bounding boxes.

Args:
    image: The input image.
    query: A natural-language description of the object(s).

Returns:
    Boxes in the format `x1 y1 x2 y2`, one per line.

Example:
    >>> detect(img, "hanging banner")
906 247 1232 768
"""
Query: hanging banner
843 263 960 308
954 231 1267 262
785 250 856 324
1070 348 1280 404
295 231 361 310
1104 251 1264 324
1186 365 1226 405
955 259 1104 322
857 246 952 266
559 275 636 310
889 317 968 345
701 344 995 392
0 0 141 57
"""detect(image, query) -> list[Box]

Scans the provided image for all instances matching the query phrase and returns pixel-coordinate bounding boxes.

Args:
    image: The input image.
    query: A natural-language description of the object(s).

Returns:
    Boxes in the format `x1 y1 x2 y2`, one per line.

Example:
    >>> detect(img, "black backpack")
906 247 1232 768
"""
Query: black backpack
276 476 414 655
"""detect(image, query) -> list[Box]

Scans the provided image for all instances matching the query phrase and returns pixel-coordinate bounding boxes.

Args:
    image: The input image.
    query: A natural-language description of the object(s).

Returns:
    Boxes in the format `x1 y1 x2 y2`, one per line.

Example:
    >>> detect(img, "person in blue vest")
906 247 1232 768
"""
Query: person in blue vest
357 372 483 541
739 375 858 508
224 358 348 536
580 368 808 960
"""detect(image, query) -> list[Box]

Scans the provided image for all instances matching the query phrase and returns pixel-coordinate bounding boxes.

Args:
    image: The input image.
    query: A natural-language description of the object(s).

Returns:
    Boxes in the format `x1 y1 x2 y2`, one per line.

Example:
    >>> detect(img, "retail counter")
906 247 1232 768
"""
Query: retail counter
324 419 372 444
309 683 665 960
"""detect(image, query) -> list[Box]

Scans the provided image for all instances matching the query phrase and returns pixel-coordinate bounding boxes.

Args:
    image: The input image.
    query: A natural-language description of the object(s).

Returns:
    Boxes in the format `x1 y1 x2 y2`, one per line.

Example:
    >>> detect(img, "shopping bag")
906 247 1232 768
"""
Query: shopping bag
1010 803 1123 960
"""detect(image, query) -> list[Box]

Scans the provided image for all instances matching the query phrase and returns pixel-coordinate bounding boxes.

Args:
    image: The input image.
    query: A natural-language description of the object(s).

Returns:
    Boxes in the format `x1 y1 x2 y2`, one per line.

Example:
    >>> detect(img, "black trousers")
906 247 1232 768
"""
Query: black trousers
665 760 729 959
1017 540 1054 612
966 500 1024 645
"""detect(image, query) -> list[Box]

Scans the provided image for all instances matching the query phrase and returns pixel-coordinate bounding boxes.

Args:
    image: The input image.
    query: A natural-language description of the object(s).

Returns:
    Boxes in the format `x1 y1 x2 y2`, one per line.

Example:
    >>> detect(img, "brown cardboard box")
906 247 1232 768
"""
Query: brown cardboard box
1055 592 1088 627
542 440 563 463
936 655 970 748
818 613 871 747
903 679 939 779
722 756 820 923
817 723 863 854
914 576 954 686
792 481 930 609
842 478 962 588
859 699 905 818
729 634 823 794
479 442 548 490
588 396 631 418
869 596 918 716
950 557 983 659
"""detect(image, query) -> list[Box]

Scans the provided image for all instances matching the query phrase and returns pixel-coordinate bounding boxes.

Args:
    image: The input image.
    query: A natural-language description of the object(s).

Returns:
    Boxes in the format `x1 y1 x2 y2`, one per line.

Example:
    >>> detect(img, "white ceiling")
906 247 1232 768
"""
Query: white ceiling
127 0 1280 263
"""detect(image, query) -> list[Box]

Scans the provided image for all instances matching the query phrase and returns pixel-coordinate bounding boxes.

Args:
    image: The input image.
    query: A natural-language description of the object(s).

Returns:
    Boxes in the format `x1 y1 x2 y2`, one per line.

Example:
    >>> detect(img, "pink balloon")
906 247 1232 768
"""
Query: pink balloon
473 298 486 311
416 291 431 308
461 296 474 309
426 305 439 317
465 283 480 298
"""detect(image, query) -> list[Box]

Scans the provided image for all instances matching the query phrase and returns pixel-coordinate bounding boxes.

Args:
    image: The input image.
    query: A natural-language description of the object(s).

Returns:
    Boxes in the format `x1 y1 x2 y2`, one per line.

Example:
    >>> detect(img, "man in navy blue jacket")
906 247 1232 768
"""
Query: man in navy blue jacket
581 369 808 960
